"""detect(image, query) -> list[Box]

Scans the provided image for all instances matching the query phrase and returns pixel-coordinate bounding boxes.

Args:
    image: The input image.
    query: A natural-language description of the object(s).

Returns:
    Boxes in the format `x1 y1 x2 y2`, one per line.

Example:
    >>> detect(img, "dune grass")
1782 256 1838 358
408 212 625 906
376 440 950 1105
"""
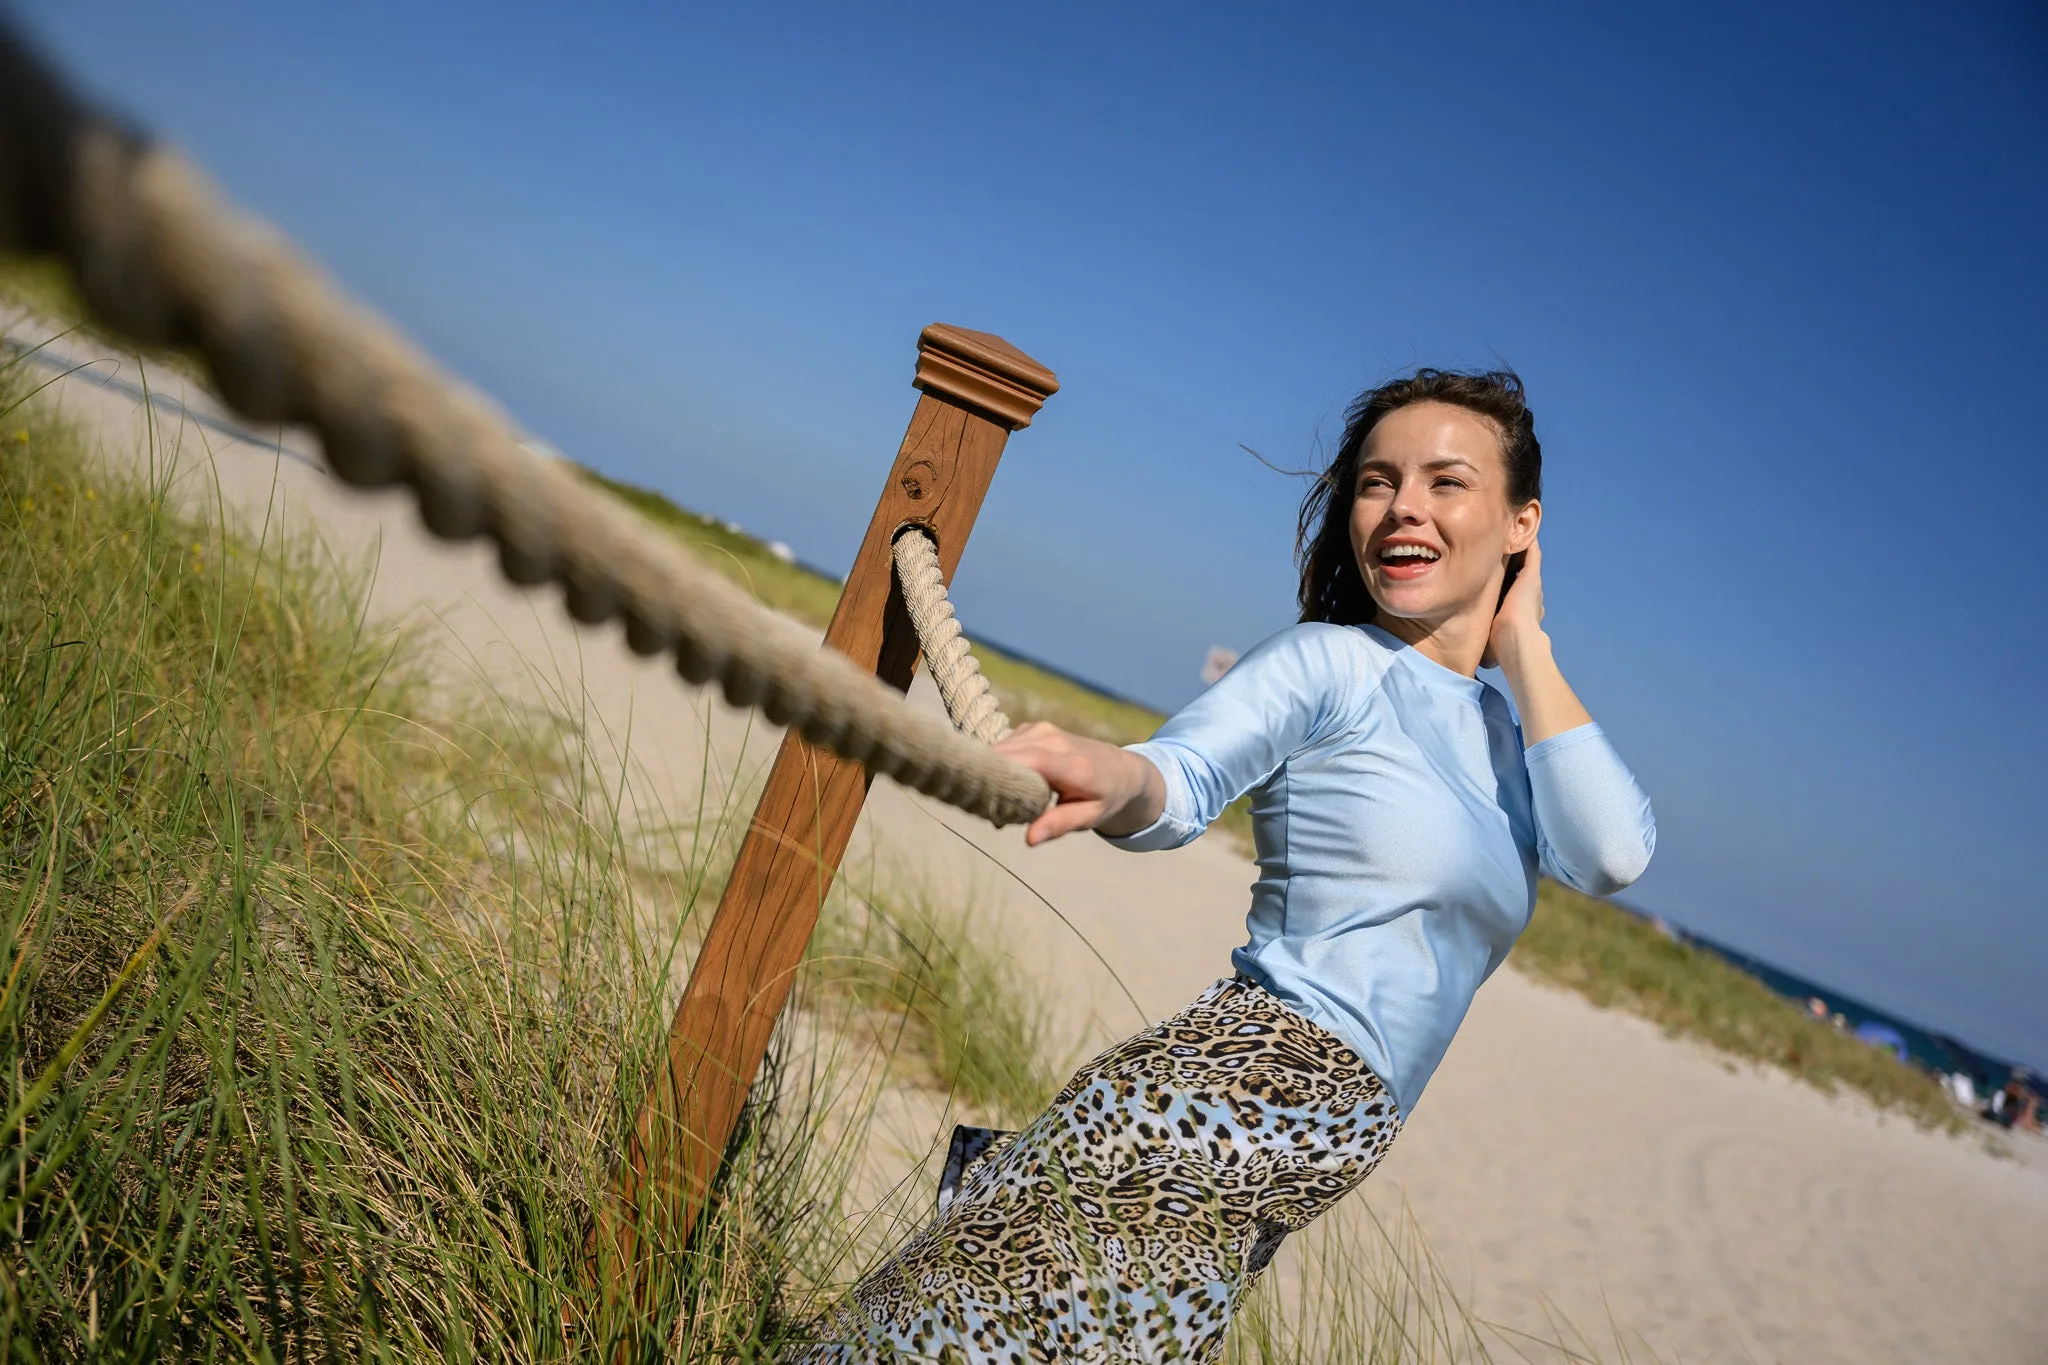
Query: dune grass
806 862 1064 1128
0 360 859 1356
0 257 83 331
0 256 205 381
1515 880 1963 1131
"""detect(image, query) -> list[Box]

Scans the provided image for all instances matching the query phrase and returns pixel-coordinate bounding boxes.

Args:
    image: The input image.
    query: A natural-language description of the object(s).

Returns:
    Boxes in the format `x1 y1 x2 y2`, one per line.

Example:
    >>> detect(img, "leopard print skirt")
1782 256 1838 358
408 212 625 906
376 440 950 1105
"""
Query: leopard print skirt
786 976 1401 1363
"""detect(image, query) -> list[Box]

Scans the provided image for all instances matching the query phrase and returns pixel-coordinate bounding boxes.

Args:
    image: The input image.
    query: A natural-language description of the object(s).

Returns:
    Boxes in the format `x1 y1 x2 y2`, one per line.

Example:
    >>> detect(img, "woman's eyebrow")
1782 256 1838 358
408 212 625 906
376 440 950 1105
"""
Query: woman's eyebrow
1358 456 1482 474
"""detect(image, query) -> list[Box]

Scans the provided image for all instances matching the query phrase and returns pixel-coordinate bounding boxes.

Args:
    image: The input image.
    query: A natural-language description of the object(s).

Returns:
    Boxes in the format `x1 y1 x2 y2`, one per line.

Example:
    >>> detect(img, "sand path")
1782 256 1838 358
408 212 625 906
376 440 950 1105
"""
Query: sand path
10 316 2045 1363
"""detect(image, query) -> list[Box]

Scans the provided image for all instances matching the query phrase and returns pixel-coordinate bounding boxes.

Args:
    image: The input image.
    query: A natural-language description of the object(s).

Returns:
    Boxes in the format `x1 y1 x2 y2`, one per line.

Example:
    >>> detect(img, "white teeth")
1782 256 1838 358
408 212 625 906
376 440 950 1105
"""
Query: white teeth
1380 544 1440 561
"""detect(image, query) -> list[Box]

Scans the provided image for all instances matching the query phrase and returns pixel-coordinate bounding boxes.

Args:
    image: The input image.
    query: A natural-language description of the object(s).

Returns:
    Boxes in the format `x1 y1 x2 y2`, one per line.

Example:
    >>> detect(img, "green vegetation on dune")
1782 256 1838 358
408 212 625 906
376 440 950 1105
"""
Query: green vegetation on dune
579 466 848 633
0 257 80 326
0 373 825 1355
0 256 206 380
807 862 1065 1126
1516 880 1964 1131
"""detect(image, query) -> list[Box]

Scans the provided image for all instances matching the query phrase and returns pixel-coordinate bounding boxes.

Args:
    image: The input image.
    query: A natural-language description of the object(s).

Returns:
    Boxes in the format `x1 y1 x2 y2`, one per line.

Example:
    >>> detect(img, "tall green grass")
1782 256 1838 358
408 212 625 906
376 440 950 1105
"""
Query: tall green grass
0 364 849 1357
0 258 85 335
807 861 1063 1126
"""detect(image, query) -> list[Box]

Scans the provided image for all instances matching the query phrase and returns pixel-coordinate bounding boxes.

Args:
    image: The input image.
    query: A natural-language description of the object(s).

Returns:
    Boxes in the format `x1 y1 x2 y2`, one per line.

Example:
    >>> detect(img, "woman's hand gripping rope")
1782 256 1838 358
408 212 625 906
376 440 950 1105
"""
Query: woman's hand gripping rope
994 722 1166 847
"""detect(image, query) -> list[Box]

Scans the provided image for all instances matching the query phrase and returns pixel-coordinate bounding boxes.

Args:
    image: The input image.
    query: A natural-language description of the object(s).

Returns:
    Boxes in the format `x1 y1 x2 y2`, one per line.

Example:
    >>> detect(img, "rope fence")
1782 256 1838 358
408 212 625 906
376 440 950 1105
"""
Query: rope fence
891 528 1015 745
0 24 1052 828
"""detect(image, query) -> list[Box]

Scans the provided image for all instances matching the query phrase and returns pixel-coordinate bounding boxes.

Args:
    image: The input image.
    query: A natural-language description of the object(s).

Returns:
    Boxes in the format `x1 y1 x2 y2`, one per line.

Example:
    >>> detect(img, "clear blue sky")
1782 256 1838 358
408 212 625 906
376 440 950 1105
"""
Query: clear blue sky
17 1 2046 1066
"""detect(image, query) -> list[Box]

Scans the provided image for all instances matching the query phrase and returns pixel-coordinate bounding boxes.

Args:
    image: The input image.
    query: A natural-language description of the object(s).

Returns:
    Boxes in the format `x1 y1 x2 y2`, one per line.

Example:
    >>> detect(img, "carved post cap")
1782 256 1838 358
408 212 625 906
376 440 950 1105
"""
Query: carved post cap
914 324 1059 430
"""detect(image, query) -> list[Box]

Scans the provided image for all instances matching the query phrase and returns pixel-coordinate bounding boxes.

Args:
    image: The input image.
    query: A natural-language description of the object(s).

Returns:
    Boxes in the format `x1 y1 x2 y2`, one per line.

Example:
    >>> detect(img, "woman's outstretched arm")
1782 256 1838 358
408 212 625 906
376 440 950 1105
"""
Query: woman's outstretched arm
995 624 1364 849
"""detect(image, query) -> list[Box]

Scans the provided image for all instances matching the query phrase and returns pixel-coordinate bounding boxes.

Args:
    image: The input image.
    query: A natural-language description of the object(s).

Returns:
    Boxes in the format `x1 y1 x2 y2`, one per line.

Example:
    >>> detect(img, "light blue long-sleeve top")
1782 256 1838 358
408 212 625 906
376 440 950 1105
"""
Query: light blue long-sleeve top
1105 622 1656 1115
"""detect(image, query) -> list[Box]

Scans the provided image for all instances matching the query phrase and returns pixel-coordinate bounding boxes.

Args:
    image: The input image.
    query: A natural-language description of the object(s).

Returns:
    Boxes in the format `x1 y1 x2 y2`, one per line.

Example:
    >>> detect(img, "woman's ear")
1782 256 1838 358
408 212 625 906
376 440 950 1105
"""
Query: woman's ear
1506 499 1542 555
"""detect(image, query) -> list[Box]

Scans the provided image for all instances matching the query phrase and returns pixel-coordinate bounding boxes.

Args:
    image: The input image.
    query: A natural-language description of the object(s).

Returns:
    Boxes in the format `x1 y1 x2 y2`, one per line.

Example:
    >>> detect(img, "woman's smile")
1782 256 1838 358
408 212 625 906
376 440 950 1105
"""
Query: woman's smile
1374 536 1443 581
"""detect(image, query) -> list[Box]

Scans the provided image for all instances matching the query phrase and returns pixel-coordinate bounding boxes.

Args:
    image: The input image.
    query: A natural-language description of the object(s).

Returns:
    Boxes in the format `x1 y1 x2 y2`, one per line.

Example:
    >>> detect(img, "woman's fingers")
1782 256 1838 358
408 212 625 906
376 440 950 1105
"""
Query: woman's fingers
1026 798 1106 847
995 720 1149 844
994 720 1060 753
998 729 1109 800
1502 539 1543 616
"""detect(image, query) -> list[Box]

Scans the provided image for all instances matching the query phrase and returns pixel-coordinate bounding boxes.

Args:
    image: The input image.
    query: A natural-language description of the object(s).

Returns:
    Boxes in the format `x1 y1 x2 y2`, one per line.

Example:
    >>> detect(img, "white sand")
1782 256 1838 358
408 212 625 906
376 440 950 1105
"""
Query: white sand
13 318 2046 1362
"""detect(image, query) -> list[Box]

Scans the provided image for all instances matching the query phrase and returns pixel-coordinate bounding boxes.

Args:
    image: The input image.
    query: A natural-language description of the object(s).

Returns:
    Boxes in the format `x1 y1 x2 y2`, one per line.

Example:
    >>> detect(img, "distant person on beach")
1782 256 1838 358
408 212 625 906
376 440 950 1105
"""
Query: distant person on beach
1992 1071 2040 1132
794 370 1657 1363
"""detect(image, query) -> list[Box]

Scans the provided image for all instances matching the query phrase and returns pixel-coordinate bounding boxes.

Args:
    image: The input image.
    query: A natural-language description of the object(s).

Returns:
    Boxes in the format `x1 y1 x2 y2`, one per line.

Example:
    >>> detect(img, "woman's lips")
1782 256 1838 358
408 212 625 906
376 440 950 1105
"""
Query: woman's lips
1376 543 1443 581
1377 557 1438 581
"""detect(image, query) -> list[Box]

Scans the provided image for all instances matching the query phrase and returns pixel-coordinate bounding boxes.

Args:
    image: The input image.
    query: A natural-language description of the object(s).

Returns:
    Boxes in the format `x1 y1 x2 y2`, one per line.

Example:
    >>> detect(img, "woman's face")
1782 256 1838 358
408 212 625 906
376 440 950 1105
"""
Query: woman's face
1347 401 1539 631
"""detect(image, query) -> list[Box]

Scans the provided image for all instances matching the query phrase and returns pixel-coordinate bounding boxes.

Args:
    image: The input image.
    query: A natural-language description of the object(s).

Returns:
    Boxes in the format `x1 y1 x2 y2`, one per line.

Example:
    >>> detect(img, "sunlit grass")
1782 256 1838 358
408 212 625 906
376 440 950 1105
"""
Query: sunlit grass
808 861 1065 1127
0 363 844 1356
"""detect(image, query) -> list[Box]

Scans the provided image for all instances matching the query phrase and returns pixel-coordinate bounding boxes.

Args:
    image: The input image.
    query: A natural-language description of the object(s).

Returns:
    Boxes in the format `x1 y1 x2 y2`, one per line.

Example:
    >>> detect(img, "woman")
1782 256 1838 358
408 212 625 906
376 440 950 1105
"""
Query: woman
797 369 1656 1363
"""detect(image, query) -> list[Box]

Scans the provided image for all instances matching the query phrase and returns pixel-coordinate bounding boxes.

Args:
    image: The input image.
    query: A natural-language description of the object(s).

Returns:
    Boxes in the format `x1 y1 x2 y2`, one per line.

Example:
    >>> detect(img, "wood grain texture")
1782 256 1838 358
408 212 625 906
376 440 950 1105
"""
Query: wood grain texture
596 328 1056 1302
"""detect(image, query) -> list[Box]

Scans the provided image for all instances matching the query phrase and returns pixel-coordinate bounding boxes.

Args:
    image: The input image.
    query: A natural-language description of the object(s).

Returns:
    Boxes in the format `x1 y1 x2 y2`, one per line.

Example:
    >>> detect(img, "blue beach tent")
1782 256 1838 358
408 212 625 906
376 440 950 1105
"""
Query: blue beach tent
1853 1021 1909 1063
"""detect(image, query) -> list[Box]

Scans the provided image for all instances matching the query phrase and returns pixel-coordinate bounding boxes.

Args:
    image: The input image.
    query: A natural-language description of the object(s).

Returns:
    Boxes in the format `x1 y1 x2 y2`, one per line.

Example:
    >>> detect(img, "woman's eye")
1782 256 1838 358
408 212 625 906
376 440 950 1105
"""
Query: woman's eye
1433 477 1467 490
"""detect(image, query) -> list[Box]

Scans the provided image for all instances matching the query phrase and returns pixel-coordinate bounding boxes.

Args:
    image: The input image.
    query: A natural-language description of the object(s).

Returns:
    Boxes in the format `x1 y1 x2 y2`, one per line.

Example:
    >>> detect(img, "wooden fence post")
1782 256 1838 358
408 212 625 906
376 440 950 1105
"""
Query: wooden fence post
596 323 1057 1304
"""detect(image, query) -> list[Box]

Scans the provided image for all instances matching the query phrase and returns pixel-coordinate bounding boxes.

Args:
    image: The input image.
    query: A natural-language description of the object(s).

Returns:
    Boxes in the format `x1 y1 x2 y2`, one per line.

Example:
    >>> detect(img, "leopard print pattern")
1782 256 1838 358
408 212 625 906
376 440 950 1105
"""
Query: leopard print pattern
786 976 1401 1363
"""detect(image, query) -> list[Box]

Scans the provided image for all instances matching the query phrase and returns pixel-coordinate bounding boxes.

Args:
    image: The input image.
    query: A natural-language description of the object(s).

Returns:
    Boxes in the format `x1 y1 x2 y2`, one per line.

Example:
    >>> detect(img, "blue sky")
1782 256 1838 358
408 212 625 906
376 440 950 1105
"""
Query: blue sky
17 1 2046 1066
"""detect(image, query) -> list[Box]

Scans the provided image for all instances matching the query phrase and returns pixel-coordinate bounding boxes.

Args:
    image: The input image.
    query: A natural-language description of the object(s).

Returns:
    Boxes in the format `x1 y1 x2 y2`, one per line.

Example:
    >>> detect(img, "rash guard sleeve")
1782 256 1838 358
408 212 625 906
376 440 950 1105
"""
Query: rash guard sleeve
1524 723 1657 896
1099 623 1370 852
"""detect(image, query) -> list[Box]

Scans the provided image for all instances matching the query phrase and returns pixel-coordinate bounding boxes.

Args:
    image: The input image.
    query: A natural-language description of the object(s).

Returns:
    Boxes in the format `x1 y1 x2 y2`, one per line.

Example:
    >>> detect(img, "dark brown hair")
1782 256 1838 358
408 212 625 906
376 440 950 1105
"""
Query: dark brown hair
1295 368 1542 626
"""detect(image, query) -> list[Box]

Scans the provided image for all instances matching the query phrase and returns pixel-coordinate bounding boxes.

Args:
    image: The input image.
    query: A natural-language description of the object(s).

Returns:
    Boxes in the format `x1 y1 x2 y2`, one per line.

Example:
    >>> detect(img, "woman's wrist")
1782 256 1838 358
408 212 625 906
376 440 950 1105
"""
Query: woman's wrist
1493 625 1554 687
1496 629 1594 746
1095 749 1167 838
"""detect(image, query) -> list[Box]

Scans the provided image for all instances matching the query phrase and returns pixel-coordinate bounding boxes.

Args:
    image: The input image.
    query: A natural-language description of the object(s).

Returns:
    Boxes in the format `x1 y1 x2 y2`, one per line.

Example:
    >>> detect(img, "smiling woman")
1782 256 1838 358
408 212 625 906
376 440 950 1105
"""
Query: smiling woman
792 369 1656 1364
1298 369 1541 642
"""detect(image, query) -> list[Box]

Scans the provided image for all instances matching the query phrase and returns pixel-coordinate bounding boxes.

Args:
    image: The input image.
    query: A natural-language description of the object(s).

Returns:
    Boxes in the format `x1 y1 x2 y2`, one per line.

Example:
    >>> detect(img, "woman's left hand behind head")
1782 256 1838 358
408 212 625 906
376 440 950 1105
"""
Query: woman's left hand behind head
1483 538 1546 670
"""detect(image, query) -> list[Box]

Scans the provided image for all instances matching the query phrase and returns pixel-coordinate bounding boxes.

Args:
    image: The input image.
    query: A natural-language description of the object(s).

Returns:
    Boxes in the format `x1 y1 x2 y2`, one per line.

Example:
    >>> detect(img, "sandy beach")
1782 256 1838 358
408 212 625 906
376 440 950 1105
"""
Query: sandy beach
13 316 2047 1363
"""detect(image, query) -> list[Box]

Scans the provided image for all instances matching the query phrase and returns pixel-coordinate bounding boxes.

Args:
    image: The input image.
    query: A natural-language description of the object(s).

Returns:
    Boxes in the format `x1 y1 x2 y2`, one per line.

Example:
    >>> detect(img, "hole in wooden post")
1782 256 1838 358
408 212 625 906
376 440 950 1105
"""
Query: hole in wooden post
891 521 937 551
898 459 938 502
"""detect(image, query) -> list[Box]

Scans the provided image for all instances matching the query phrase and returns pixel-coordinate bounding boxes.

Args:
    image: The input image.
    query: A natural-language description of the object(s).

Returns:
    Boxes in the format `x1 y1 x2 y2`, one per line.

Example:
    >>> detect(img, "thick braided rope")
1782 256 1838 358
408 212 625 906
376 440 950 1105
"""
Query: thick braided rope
891 530 1013 745
0 26 1052 827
